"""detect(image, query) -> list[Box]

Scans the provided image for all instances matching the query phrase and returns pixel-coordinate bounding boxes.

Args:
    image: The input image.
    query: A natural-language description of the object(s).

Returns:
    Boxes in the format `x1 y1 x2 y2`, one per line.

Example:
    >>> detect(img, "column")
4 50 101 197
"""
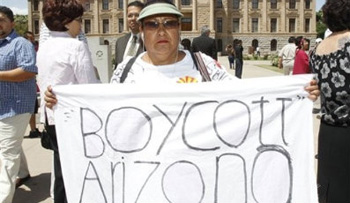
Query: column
209 0 214 31
262 0 267 32
299 0 304 33
94 0 99 33
123 0 128 32
28 1 33 32
192 0 197 31
311 0 316 33
174 0 179 8
243 0 249 33
280 0 286 32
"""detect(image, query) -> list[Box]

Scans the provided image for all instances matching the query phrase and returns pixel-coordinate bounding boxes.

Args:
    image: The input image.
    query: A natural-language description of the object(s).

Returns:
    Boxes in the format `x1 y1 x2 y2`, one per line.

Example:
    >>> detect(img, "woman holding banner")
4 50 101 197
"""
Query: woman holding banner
309 0 350 202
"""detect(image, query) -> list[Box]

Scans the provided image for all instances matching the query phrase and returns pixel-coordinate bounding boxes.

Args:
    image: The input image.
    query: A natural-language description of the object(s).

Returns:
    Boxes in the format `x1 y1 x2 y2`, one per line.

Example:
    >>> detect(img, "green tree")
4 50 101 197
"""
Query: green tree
316 11 327 39
14 15 28 36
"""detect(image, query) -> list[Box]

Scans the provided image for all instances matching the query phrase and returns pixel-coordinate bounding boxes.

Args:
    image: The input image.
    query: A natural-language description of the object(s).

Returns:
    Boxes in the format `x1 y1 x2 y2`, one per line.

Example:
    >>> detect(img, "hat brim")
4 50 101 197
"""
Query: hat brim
137 3 184 21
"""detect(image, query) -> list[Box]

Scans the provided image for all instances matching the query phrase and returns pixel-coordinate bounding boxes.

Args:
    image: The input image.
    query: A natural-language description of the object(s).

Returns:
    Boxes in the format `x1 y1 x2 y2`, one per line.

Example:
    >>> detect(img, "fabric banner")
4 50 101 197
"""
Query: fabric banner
53 75 318 203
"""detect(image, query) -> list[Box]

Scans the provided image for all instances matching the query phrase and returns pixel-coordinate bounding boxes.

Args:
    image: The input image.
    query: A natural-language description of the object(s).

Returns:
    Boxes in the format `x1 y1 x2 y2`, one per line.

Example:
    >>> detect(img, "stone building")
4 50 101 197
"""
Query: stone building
28 0 316 56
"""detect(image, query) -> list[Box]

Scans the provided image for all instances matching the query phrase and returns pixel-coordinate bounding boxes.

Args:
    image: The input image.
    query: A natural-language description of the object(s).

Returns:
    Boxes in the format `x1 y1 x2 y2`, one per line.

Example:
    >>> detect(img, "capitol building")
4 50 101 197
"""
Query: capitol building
28 0 316 56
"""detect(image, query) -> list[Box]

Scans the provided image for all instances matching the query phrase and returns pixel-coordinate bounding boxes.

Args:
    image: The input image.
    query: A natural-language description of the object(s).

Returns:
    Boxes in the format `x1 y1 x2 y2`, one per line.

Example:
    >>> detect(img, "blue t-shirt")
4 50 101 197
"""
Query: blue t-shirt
0 30 37 120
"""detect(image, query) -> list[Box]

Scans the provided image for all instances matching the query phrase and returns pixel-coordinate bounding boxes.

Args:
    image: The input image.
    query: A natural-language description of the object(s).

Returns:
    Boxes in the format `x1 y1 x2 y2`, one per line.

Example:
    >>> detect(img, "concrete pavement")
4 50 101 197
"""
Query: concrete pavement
13 56 320 203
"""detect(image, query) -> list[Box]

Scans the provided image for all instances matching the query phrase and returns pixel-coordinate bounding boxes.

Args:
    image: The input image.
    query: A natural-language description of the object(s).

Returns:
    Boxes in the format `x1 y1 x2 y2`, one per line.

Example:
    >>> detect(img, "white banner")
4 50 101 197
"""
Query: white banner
53 75 318 203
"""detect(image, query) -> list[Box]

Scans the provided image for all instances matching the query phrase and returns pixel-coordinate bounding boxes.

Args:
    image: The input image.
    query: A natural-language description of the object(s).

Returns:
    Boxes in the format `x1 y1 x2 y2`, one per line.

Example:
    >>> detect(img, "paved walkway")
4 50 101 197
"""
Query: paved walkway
13 56 320 203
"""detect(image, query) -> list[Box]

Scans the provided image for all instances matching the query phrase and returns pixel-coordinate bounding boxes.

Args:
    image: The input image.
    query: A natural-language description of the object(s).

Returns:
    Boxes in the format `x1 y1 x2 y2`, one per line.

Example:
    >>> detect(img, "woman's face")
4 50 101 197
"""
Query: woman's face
66 16 82 38
141 14 180 58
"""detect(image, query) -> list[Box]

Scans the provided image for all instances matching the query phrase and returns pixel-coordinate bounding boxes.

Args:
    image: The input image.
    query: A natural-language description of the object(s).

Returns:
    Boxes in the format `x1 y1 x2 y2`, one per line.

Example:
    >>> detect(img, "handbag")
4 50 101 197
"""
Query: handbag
40 129 53 150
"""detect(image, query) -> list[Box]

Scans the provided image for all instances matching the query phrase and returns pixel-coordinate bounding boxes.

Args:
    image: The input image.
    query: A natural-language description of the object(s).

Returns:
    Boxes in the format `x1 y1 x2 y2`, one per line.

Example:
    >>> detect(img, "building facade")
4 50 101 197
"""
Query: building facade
28 0 316 56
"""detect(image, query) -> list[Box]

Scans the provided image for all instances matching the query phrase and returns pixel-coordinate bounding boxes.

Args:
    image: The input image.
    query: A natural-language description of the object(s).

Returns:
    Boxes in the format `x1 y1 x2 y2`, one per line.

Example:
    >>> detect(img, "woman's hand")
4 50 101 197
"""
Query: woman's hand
44 85 57 109
305 79 320 102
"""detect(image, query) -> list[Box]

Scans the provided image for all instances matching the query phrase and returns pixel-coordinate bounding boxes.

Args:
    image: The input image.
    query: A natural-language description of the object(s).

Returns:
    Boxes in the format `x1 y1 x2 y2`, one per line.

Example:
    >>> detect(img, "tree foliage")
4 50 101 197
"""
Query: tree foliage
316 11 327 39
14 15 28 36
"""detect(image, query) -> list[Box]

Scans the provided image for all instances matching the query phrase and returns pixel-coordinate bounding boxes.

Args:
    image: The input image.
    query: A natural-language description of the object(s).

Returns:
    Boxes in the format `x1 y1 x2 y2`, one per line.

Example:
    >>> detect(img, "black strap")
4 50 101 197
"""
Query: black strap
120 57 137 83
120 52 211 83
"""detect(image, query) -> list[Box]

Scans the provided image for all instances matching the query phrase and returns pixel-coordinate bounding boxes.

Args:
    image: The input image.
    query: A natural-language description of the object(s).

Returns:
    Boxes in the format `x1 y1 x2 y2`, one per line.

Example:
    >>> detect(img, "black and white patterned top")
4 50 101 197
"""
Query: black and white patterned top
310 42 350 126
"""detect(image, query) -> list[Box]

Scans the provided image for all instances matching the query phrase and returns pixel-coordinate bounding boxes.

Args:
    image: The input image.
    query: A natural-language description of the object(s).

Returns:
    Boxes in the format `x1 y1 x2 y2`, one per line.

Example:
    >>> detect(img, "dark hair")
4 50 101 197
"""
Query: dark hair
322 0 350 32
295 36 304 49
145 0 175 7
181 38 191 50
128 1 145 9
0 6 14 22
288 36 295 43
43 0 84 32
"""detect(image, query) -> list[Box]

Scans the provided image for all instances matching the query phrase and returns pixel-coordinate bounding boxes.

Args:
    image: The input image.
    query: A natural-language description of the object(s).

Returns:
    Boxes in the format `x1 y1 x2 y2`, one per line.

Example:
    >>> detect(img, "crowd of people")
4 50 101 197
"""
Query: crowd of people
3 0 348 202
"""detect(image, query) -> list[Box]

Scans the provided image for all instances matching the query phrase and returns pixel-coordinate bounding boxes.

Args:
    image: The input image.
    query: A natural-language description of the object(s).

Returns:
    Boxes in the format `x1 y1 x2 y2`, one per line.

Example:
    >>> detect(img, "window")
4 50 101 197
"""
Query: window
181 0 191 5
271 0 277 9
102 0 109 10
289 18 295 32
252 18 258 32
181 18 192 31
217 0 223 8
270 18 277 32
33 0 39 11
84 19 91 34
118 19 123 33
252 0 258 9
217 18 223 33
34 20 39 34
118 0 123 9
271 39 277 51
233 0 240 9
85 2 90 11
305 0 311 9
233 18 240 33
305 19 310 32
217 39 223 52
289 0 296 9
103 19 109 33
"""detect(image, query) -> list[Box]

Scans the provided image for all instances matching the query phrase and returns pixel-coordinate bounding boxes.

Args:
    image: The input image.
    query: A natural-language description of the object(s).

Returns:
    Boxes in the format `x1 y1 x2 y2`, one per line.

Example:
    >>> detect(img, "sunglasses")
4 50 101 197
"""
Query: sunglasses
143 20 179 30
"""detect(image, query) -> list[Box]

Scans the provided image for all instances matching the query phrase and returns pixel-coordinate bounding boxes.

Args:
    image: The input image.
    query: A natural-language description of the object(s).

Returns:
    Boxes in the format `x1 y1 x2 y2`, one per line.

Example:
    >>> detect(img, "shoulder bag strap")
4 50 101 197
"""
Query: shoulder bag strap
193 52 212 82
120 57 137 83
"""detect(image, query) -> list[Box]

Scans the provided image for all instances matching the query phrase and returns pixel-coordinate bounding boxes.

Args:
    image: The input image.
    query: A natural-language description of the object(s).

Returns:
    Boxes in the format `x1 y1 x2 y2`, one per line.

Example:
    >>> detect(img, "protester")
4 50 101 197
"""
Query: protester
37 0 100 202
234 40 244 78
278 36 297 75
309 0 350 202
293 36 311 74
0 6 37 203
114 1 144 69
181 38 191 51
225 44 235 69
192 25 217 60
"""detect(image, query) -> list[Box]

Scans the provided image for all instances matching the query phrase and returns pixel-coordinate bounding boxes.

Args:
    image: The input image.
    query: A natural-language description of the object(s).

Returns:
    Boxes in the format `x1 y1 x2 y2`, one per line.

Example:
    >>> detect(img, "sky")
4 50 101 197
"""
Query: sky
1 0 326 15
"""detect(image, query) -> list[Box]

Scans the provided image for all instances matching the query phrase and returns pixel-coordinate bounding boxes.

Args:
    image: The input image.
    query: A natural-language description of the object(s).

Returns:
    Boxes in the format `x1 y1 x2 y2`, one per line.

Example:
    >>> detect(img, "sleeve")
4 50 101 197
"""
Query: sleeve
74 42 100 84
200 52 237 81
39 23 50 46
16 39 37 73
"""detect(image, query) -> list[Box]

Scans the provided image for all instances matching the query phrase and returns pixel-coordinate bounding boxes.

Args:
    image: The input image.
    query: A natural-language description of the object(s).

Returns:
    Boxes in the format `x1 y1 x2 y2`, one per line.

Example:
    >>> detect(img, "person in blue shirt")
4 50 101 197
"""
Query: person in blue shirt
0 6 37 203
